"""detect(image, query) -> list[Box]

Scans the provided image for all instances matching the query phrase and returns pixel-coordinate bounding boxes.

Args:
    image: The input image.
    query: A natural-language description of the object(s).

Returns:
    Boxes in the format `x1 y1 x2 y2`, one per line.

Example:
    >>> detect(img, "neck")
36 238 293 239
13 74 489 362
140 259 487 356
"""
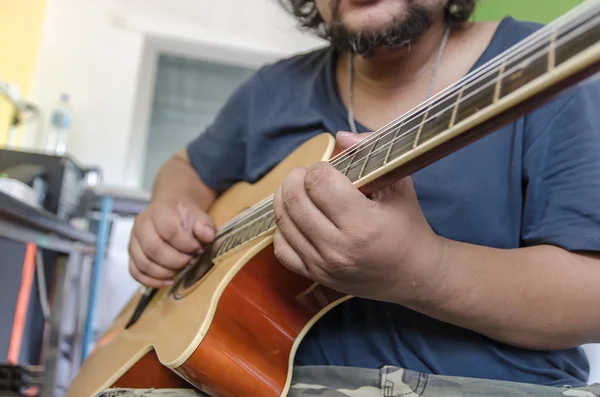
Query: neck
349 20 451 91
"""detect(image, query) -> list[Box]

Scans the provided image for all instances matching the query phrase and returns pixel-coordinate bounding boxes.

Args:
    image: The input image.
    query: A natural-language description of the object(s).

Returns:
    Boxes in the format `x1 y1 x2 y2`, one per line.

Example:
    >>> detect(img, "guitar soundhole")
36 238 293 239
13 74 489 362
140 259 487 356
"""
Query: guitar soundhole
172 247 216 300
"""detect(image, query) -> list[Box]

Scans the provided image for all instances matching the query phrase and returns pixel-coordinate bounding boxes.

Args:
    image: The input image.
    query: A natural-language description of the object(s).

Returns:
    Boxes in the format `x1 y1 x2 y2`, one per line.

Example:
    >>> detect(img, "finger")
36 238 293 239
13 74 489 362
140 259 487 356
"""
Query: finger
278 167 341 251
273 228 309 278
151 203 205 253
371 176 418 204
192 215 216 246
273 183 325 269
129 235 178 281
136 221 192 270
335 131 373 150
303 161 374 229
128 260 169 288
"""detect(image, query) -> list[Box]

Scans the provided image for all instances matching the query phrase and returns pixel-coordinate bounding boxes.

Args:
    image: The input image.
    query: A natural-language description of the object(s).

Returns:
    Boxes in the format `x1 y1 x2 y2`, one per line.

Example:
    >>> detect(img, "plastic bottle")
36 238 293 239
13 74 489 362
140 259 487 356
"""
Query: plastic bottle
47 93 72 155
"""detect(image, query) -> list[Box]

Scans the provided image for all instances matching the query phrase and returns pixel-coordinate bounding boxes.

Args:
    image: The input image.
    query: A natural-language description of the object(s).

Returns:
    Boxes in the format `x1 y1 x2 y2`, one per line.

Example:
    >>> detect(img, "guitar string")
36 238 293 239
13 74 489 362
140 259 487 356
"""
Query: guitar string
215 18 596 243
220 4 599 250
215 19 595 253
332 12 600 175
216 1 597 234
214 37 551 238
324 0 598 165
219 8 593 242
217 16 600 247
212 1 599 239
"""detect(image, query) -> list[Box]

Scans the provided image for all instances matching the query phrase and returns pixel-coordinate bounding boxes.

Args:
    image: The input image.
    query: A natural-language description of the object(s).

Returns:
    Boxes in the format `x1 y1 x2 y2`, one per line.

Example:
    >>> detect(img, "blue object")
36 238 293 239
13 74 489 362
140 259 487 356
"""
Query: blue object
81 196 113 362
185 16 600 387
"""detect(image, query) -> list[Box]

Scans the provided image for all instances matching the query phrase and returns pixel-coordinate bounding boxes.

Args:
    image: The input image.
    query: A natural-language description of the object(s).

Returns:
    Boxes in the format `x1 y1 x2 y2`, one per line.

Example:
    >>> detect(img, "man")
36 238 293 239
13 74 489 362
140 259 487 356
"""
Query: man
127 0 600 394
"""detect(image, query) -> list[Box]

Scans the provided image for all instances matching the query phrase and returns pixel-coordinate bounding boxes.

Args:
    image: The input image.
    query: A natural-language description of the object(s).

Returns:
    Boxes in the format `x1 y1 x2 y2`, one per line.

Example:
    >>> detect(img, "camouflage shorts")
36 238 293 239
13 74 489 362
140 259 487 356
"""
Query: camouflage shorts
95 365 600 397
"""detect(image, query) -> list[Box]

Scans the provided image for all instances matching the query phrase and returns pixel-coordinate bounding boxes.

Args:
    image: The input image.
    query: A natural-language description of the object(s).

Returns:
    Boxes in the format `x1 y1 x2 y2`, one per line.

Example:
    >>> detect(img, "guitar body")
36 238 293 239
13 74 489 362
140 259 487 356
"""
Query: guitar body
66 133 350 397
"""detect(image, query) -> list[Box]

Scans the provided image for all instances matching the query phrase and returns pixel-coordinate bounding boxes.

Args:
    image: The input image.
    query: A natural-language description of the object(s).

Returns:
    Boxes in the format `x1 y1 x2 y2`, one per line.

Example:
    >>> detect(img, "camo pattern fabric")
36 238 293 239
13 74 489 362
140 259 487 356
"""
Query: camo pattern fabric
93 365 600 397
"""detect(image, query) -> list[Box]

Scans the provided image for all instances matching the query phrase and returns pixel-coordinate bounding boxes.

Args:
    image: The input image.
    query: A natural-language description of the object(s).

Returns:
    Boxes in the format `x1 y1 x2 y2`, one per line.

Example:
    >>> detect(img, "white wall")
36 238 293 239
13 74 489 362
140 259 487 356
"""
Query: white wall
27 0 325 187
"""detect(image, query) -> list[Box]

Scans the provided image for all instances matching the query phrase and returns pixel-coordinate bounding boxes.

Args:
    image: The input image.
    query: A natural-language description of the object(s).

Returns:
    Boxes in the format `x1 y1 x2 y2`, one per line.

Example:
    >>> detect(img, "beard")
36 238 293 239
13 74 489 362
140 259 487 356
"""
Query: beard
324 0 435 57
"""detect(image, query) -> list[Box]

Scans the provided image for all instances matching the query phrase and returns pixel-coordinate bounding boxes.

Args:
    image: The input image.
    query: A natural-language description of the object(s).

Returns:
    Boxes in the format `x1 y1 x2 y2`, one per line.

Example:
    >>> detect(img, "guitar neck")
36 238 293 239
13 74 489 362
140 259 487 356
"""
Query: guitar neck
335 1 600 195
214 0 600 259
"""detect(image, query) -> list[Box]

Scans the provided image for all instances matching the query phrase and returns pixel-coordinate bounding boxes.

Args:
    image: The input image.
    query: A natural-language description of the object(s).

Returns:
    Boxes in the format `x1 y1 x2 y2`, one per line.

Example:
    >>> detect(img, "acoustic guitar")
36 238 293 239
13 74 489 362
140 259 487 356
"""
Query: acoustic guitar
67 2 600 396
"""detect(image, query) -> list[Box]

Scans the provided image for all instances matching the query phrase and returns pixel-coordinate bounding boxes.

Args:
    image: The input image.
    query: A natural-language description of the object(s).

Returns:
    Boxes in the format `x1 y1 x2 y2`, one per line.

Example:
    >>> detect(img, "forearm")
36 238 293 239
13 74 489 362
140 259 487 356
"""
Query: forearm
406 239 600 350
152 149 216 211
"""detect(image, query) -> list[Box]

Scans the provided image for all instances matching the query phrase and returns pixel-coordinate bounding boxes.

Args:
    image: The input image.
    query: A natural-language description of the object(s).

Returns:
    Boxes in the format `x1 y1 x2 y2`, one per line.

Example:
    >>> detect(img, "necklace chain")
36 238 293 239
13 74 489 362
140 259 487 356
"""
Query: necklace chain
347 27 451 133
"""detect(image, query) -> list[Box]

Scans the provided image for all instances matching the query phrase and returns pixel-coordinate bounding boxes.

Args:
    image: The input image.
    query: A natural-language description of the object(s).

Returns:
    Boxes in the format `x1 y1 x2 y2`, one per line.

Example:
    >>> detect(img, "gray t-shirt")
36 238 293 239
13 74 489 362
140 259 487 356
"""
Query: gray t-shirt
187 16 600 386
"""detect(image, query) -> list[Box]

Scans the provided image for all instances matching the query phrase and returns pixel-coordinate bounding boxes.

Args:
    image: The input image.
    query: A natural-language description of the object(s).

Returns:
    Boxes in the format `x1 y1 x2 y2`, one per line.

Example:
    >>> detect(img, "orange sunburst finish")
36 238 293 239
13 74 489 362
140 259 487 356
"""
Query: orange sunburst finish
174 245 344 397
112 351 190 389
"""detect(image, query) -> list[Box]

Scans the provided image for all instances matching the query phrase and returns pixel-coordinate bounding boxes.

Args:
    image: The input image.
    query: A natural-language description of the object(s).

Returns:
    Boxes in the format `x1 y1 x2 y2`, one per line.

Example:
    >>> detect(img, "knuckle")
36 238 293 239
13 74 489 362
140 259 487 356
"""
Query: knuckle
282 167 306 203
304 162 331 192
359 222 380 244
157 217 179 243
273 209 285 229
135 257 152 275
350 229 371 247
142 235 161 260
272 232 288 265
282 183 301 208
130 263 145 283
322 248 353 274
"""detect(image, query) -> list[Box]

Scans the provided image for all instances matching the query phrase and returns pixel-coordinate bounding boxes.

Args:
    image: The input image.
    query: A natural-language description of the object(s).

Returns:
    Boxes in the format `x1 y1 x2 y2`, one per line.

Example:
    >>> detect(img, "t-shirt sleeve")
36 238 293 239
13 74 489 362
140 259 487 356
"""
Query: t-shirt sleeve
186 71 261 195
521 76 600 253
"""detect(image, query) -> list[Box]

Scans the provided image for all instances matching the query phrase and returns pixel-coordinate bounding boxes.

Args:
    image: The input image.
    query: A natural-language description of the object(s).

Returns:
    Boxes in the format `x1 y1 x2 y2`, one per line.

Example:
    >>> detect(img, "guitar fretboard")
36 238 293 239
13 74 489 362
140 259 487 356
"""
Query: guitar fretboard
333 9 600 182
214 0 600 259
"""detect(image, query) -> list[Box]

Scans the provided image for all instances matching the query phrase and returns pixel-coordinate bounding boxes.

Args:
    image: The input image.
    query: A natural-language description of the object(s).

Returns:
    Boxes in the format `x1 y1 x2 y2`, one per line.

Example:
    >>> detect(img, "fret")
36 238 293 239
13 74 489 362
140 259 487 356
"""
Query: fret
345 140 378 182
493 62 506 103
358 140 377 179
415 94 459 146
361 126 401 176
555 14 600 67
232 228 245 247
499 40 548 99
343 146 360 176
412 106 431 149
386 113 426 162
333 151 353 175
245 222 260 242
548 29 557 71
449 88 464 128
225 234 238 251
215 239 227 257
237 224 251 243
383 125 404 165
269 215 277 229
216 235 234 256
257 213 272 234
454 68 499 126
242 222 257 242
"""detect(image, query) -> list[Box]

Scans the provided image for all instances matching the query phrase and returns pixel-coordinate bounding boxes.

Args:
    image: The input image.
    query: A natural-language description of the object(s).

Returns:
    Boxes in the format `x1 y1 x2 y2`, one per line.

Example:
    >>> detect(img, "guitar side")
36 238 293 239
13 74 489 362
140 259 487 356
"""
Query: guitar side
66 132 351 397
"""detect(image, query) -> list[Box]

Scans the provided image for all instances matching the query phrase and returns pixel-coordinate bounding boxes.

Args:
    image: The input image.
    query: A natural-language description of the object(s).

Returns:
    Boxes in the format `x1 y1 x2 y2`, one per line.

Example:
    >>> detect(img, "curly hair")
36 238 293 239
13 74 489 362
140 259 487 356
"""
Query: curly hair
278 0 478 39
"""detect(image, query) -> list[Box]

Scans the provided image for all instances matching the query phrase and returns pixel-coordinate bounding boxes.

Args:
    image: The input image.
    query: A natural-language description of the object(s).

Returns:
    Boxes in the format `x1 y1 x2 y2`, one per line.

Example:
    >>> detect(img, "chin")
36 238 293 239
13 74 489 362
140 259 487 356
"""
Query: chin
337 0 408 32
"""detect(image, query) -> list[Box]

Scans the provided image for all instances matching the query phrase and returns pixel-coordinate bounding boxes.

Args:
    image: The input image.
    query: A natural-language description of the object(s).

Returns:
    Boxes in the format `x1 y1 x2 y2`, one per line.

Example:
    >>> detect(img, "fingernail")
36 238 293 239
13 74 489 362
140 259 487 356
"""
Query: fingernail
164 280 174 286
337 131 352 137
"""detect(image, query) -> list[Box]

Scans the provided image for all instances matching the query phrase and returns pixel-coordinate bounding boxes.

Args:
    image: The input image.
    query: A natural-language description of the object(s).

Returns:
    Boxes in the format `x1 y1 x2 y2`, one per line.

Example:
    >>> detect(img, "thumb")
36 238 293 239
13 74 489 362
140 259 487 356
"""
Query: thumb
193 215 216 244
336 131 374 150
175 202 215 244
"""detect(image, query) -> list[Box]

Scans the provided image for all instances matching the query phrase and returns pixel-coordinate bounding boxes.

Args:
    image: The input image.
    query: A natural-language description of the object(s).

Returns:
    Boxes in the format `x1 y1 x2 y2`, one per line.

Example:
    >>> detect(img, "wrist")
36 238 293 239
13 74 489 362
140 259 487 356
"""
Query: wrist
393 232 453 309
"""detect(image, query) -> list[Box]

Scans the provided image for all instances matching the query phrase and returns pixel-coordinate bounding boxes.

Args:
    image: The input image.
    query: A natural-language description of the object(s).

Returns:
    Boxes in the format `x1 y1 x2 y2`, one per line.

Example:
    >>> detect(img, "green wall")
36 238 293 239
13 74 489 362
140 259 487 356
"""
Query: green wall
472 0 585 23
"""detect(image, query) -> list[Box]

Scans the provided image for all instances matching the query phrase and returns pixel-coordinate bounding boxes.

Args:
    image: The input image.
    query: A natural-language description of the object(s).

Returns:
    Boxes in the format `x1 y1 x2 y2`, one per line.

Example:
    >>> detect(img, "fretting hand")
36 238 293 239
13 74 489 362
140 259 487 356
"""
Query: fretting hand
272 131 448 304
